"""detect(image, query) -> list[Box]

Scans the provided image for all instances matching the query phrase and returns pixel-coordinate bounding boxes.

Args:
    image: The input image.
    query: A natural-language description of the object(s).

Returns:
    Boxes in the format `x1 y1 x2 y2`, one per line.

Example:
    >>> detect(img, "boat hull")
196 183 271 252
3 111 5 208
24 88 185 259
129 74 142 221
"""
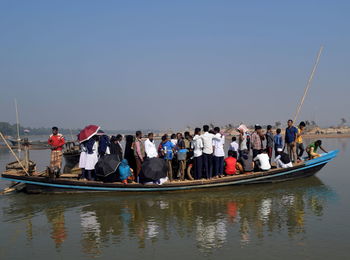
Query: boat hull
1 151 338 193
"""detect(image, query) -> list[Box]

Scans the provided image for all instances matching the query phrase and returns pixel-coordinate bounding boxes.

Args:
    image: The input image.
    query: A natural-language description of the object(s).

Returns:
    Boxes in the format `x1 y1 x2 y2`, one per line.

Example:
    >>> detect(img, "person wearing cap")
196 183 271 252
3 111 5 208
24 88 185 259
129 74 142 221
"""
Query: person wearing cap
48 127 65 172
275 148 293 168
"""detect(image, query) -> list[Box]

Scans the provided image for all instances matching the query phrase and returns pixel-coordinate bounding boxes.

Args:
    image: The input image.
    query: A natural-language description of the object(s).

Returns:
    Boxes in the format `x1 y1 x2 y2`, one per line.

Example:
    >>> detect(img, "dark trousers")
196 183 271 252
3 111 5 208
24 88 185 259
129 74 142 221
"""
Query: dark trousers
213 156 224 176
194 155 203 180
297 143 305 159
266 147 273 160
135 157 142 182
202 153 213 179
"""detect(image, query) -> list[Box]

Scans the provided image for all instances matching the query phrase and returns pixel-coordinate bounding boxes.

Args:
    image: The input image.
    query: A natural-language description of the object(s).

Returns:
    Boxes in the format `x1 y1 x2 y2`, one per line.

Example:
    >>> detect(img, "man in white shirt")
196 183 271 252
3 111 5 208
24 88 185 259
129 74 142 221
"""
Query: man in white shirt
191 127 204 180
253 150 271 171
229 136 239 152
213 127 225 178
144 133 158 159
201 125 215 179
275 148 293 168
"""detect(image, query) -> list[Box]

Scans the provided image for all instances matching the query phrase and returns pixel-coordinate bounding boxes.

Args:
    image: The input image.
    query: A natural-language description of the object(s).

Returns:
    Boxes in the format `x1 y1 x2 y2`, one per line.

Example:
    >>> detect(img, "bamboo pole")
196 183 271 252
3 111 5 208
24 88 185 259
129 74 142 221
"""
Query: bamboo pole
294 46 324 123
14 98 21 155
0 131 29 176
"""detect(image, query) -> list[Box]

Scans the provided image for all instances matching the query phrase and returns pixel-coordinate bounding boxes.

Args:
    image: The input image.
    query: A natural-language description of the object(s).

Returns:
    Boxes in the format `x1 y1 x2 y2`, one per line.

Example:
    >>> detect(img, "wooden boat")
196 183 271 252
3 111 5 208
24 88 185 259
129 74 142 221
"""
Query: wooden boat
1 151 338 193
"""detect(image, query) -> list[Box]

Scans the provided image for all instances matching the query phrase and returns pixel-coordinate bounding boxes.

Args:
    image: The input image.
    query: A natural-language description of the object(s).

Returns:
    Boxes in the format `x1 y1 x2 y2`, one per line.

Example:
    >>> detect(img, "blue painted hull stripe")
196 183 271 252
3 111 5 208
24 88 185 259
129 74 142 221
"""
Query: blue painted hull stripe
1 158 333 192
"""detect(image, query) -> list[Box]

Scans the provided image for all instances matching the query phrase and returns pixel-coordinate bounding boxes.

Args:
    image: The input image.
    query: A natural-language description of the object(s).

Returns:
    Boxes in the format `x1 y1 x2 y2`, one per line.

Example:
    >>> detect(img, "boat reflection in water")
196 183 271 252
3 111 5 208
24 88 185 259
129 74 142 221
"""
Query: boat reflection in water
1 177 337 256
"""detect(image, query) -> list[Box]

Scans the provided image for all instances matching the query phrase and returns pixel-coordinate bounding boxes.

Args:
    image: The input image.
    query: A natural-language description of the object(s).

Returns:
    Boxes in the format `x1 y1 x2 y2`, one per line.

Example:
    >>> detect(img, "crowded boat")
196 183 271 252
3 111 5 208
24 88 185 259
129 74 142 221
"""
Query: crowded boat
47 119 328 185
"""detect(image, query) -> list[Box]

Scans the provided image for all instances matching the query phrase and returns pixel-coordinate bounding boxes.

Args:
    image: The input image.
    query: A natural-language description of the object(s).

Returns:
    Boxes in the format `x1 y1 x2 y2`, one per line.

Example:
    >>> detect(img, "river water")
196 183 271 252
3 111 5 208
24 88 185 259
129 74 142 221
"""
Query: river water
0 138 349 259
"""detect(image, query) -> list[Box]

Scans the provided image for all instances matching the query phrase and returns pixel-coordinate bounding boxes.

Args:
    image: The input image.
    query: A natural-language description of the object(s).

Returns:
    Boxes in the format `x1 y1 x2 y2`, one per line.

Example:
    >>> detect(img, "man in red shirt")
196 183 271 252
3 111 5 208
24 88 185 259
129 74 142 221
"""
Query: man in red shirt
48 127 65 171
224 150 237 175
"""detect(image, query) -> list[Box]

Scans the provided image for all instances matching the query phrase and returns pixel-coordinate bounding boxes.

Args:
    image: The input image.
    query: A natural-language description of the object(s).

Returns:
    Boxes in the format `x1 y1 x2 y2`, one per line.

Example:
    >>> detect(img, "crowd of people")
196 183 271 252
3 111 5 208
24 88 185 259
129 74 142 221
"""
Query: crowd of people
47 119 328 183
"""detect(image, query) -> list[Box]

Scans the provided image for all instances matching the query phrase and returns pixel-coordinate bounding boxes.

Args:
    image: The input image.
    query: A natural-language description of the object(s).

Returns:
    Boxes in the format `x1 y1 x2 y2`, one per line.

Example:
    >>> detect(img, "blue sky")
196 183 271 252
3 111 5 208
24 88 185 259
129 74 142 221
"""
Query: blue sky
0 0 349 130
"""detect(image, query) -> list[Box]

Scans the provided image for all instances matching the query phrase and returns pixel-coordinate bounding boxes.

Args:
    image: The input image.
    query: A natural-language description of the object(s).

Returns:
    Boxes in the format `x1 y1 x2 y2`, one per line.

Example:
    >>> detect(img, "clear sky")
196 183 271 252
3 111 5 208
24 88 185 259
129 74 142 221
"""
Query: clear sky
0 0 349 131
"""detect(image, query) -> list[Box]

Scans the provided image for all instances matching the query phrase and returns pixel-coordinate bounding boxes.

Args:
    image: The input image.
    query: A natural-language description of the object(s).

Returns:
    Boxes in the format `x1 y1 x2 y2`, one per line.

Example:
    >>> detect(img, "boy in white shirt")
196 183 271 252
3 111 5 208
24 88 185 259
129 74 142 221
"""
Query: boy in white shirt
253 150 271 171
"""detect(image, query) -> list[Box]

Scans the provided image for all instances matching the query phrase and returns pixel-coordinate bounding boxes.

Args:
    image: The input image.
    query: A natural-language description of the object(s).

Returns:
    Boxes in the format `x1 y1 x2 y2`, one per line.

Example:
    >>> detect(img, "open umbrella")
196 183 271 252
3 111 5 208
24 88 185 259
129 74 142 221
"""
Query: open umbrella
77 125 100 143
140 158 167 181
95 154 121 181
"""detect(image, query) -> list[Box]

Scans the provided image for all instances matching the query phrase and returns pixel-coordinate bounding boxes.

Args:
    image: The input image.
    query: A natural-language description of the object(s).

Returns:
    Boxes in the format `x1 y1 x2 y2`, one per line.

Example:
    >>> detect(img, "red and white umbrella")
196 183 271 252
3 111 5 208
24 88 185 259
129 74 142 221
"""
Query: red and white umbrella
77 125 100 143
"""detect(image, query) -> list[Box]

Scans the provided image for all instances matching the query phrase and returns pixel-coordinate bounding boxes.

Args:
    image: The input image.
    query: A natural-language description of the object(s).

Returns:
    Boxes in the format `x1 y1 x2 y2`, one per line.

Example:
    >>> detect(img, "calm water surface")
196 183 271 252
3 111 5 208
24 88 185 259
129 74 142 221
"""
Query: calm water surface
0 138 349 259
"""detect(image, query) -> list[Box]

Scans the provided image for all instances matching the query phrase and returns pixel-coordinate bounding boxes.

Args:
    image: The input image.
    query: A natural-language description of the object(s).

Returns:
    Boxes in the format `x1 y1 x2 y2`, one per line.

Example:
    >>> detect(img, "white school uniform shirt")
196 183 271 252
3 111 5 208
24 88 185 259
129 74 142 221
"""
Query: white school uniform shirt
253 153 271 171
229 141 239 152
213 133 225 157
191 135 204 157
144 139 158 158
201 132 215 154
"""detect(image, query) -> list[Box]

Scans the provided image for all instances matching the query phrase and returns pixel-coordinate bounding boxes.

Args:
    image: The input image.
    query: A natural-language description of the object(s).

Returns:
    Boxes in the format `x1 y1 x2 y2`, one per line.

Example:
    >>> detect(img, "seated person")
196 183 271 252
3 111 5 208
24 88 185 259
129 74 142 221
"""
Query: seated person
253 150 271 171
306 140 328 159
275 148 293 168
237 150 254 173
118 159 133 184
225 150 237 175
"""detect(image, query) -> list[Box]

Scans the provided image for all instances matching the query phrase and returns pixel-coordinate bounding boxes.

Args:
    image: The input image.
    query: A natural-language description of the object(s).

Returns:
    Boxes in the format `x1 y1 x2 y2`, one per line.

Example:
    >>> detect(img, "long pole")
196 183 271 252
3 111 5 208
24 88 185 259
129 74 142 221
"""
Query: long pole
14 99 21 155
294 46 324 123
0 131 29 176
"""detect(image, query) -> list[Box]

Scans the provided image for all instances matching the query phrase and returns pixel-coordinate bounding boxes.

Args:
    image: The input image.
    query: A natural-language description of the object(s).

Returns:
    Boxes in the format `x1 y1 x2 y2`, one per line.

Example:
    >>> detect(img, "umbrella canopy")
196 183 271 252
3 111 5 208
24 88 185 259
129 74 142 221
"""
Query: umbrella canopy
95 154 121 178
77 125 100 143
140 158 167 181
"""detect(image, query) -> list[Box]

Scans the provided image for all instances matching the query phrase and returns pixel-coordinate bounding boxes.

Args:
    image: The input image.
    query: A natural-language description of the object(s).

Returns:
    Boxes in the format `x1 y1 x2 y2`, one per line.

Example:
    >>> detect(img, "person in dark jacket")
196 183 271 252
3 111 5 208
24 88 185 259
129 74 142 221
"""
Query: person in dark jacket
110 134 123 161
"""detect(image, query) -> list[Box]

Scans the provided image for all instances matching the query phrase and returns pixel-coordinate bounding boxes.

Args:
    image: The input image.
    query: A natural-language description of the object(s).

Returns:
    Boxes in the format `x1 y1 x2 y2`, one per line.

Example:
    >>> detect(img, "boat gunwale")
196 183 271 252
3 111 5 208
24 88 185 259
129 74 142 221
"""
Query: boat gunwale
1 150 338 191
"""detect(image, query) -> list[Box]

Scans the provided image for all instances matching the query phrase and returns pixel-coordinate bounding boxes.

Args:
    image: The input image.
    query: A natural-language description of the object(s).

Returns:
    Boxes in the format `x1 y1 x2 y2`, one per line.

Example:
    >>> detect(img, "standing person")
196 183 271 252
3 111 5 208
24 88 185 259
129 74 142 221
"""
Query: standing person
115 134 124 161
85 136 99 180
144 132 158 159
274 128 283 157
184 131 192 150
237 124 249 157
162 135 175 181
284 119 298 163
158 135 167 158
48 127 65 173
170 134 178 146
229 136 239 153
251 125 264 158
265 125 274 161
213 127 225 178
97 130 110 157
201 125 215 179
306 140 328 159
225 150 237 175
176 133 187 180
133 131 145 182
124 135 136 173
296 121 306 161
78 140 87 180
191 128 203 180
